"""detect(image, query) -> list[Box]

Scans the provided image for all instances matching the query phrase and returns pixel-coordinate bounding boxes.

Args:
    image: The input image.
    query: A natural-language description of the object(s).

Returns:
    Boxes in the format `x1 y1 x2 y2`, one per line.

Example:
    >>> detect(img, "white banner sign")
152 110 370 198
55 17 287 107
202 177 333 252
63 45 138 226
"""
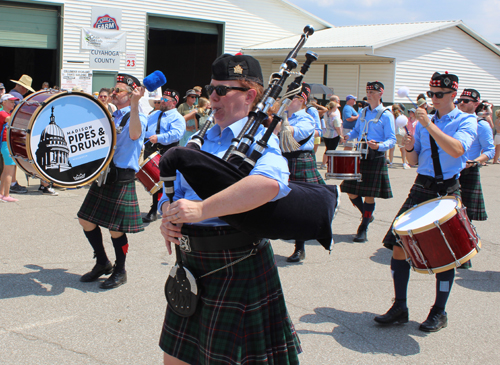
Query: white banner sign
60 69 93 94
90 50 121 70
81 28 126 52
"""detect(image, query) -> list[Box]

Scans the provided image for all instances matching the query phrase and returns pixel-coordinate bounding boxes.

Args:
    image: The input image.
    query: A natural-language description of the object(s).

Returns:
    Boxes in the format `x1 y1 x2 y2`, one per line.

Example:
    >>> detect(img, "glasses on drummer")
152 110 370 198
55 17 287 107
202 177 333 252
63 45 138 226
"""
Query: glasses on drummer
111 87 129 94
205 85 250 96
457 99 472 104
426 90 453 99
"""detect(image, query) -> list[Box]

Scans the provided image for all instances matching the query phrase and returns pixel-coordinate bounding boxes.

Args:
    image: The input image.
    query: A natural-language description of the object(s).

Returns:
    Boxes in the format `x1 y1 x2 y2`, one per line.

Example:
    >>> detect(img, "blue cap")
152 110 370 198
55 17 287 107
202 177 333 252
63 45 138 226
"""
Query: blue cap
346 95 356 101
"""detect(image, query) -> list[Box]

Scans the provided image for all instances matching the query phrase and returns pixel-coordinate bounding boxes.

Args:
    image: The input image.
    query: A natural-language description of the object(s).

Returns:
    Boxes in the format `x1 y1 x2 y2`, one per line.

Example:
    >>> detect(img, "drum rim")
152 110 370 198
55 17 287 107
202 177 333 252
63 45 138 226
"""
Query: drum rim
325 173 362 180
393 196 462 235
325 150 362 156
140 151 160 168
13 91 116 188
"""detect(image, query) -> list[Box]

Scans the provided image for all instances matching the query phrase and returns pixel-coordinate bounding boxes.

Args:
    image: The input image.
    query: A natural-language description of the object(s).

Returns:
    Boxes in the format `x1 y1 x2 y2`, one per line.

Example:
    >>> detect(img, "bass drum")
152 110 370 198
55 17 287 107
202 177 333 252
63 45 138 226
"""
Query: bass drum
8 90 116 188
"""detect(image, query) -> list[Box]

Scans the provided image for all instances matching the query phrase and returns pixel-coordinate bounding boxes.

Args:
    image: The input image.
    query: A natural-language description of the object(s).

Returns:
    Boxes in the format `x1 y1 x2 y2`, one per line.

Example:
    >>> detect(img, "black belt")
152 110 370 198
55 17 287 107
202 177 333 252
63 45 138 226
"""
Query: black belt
105 163 136 185
359 143 384 160
179 225 262 252
144 140 179 155
282 150 313 159
415 174 459 194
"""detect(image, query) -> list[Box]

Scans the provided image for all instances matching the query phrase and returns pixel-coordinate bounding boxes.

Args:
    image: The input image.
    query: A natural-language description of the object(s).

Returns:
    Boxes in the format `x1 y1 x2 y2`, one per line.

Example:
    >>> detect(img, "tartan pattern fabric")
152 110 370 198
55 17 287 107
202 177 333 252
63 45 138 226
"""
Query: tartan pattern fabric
159 243 301 365
77 181 144 233
383 183 460 249
340 157 392 198
286 152 325 184
459 166 487 221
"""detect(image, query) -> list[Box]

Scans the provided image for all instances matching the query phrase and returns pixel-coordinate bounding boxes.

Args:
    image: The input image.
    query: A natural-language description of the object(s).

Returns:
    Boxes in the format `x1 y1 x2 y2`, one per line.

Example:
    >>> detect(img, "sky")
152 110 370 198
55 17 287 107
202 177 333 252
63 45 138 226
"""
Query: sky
285 0 500 44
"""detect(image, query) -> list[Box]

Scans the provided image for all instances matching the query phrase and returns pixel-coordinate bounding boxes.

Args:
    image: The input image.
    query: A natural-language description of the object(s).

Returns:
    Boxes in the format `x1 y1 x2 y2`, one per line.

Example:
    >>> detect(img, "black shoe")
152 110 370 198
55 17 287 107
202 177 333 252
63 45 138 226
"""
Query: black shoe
374 303 409 325
419 308 447 332
10 182 28 194
80 262 113 282
286 250 305 263
100 269 127 289
353 224 368 242
143 211 157 223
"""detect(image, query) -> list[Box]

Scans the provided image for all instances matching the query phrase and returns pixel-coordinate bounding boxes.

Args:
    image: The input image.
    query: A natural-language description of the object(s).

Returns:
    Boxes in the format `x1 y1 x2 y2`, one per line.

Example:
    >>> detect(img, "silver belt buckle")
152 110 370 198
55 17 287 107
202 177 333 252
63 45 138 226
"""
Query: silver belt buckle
179 235 191 252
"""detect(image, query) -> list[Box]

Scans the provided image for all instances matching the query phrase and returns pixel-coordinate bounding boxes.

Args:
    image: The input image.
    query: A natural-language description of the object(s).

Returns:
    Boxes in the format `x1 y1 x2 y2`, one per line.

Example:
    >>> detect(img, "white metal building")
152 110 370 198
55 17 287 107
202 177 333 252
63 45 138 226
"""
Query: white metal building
244 21 500 105
0 0 330 93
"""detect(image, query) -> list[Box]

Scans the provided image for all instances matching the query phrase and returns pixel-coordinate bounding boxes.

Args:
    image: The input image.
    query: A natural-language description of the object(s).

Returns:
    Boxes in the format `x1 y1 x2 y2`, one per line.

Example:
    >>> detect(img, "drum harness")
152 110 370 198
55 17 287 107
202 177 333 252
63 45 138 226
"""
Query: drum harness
356 106 390 160
144 111 179 156
97 112 135 186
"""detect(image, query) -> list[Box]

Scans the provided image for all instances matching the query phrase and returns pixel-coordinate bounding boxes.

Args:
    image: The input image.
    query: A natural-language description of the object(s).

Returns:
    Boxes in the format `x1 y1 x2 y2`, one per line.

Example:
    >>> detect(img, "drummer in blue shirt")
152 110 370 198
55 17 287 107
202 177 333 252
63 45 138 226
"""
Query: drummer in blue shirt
341 81 396 243
377 71 477 333
142 89 186 223
457 88 494 269
78 73 148 290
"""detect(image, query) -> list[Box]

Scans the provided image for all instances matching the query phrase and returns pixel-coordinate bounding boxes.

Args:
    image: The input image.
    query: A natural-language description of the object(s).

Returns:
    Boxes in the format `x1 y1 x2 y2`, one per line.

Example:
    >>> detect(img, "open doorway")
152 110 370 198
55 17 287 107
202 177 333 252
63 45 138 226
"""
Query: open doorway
146 17 222 97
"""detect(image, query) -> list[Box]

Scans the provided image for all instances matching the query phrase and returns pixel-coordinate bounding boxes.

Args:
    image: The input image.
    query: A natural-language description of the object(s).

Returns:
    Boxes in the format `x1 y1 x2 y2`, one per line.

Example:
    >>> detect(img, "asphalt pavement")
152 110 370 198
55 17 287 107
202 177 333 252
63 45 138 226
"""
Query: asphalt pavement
1 146 499 364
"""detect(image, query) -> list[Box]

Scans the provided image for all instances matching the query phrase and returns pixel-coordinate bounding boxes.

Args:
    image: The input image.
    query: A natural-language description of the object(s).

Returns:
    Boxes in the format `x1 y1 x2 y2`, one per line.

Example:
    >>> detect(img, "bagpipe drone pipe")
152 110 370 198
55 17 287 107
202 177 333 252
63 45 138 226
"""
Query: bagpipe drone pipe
159 26 339 250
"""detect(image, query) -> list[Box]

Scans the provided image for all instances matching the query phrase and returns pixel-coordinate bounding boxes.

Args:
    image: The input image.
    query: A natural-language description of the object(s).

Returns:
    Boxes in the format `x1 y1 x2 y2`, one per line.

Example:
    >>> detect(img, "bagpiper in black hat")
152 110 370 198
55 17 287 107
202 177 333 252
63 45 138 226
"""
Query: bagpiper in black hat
429 71 459 91
211 54 264 86
460 88 480 102
116 73 141 90
366 81 384 92
163 89 180 105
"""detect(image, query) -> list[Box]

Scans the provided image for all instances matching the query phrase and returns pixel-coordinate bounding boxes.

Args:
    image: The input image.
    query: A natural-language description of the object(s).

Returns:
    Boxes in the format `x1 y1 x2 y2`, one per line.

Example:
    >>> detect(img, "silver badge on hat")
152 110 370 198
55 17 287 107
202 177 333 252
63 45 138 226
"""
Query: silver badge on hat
443 78 451 86
472 92 477 98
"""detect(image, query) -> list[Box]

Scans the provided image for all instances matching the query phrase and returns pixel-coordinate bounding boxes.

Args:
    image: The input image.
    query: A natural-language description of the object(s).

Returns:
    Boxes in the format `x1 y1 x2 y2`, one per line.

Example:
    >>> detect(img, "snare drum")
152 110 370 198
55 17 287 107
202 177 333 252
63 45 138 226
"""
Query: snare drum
325 150 362 181
393 196 481 274
8 90 116 188
136 151 163 194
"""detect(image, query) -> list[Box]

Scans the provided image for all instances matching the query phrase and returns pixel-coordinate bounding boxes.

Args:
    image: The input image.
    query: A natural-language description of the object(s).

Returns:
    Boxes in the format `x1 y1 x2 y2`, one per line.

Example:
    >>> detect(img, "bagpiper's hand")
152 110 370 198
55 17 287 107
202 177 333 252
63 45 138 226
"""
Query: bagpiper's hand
160 219 183 255
149 135 158 144
166 199 204 224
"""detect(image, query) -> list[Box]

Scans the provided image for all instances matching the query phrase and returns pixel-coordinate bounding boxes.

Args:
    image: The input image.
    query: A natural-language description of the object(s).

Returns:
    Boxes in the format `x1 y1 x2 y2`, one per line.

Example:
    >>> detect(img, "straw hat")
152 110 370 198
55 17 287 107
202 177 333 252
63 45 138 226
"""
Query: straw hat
10 74 35 93
148 95 162 108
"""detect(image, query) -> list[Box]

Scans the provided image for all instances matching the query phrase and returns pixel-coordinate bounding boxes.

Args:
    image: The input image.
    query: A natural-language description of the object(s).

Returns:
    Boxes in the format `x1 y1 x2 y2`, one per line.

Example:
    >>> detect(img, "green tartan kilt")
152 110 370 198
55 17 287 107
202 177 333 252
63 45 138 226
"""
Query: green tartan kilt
340 157 392 198
286 151 325 184
77 181 144 233
459 166 487 221
383 183 461 249
159 243 301 365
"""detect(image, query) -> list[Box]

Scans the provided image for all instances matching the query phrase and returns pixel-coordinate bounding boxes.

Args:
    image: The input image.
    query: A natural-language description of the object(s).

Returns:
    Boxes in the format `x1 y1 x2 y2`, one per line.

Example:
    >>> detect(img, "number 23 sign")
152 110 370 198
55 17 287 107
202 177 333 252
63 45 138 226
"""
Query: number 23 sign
126 53 136 68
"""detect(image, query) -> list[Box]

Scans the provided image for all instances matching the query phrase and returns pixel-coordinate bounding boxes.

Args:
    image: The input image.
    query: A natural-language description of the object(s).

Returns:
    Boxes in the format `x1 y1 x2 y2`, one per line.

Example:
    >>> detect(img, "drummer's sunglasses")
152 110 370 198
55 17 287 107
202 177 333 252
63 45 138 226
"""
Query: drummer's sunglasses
426 90 453 99
457 99 472 104
205 85 250 96
111 87 129 94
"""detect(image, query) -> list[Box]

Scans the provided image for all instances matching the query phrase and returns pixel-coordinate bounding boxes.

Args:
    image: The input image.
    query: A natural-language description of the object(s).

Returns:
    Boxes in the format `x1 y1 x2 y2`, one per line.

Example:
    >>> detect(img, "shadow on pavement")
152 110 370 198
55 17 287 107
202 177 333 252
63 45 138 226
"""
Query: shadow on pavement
0 264 103 299
369 247 392 266
455 269 500 292
297 307 425 356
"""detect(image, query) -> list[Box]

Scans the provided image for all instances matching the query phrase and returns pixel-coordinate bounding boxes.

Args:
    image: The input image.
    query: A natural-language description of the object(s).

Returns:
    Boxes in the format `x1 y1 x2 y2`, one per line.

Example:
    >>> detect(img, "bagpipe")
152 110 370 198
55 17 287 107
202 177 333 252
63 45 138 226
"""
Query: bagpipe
159 25 339 250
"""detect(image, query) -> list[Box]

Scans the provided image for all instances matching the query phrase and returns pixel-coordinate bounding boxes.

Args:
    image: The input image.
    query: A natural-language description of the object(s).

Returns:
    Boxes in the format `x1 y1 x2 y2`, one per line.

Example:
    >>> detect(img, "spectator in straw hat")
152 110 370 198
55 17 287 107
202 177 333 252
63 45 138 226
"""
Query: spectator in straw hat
9 75 35 101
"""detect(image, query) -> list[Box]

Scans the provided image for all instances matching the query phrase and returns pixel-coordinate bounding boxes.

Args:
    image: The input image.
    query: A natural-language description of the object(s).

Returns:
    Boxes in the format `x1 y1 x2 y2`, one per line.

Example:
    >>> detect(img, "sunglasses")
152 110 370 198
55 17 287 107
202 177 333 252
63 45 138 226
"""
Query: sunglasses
205 85 249 96
161 97 174 102
111 87 129 93
188 95 197 98
426 90 453 99
154 101 161 104
99 94 108 98
457 99 473 104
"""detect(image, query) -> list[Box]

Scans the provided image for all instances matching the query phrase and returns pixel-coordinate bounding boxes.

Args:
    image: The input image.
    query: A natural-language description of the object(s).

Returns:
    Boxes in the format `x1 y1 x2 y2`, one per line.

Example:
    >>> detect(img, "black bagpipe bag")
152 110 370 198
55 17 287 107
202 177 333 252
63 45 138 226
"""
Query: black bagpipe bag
159 147 338 250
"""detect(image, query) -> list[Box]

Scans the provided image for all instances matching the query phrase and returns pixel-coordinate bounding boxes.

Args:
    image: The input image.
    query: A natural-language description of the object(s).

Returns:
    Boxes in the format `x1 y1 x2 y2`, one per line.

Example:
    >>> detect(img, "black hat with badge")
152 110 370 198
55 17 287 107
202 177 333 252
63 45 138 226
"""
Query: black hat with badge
299 83 311 102
429 71 459 91
460 88 480 102
366 81 384 92
117 73 141 90
163 89 180 104
211 54 263 86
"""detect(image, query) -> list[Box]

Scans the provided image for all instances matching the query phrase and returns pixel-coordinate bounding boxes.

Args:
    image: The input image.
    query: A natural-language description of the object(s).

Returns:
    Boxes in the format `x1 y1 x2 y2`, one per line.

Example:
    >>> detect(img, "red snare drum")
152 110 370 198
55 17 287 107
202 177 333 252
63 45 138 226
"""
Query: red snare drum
325 150 362 181
136 151 163 194
393 196 481 274
8 90 115 187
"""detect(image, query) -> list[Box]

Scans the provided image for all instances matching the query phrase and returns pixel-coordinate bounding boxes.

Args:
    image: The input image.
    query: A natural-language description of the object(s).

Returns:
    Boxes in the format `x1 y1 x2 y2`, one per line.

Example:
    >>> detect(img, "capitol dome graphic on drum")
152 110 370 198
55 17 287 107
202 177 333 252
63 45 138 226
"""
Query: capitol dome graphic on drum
36 107 73 173
7 90 116 188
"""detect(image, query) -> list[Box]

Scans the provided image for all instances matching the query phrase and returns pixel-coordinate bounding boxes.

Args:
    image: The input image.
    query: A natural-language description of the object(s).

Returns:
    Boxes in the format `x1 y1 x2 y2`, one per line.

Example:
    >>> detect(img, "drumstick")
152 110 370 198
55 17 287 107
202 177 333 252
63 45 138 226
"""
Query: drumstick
397 87 418 109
